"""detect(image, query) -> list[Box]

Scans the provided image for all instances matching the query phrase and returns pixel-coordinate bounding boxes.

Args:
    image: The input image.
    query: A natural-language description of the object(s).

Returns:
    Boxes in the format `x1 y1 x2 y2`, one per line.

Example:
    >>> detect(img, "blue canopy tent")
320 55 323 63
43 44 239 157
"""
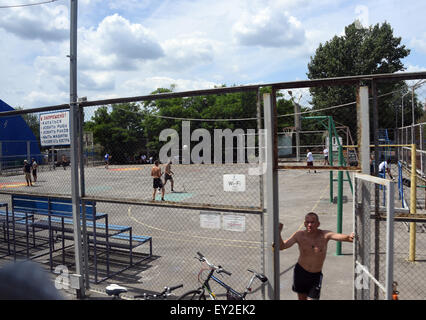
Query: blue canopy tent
0 99 42 170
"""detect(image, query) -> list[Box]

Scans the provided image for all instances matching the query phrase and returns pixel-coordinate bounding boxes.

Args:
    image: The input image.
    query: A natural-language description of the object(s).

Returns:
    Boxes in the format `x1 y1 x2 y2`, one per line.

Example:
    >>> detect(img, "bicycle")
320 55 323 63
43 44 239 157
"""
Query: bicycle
105 283 183 300
178 252 268 300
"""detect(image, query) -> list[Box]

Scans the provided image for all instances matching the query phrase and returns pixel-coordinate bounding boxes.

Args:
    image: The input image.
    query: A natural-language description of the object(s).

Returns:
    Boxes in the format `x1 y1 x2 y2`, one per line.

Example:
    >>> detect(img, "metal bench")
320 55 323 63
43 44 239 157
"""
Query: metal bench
44 216 152 282
0 208 37 257
10 194 152 283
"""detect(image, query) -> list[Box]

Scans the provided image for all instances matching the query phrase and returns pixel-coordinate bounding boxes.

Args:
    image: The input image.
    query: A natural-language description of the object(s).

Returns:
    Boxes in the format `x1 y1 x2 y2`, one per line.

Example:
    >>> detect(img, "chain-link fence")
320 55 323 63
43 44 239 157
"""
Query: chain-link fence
354 173 395 300
1 72 426 300
354 173 426 300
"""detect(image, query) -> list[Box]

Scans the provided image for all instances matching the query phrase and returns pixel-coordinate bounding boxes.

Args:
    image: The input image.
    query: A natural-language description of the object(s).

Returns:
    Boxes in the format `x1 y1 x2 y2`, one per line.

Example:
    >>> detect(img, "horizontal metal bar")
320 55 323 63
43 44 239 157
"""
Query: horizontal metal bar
368 206 410 215
0 190 263 214
370 213 426 222
354 173 393 186
1 72 425 117
278 165 360 171
81 195 263 214
343 144 412 148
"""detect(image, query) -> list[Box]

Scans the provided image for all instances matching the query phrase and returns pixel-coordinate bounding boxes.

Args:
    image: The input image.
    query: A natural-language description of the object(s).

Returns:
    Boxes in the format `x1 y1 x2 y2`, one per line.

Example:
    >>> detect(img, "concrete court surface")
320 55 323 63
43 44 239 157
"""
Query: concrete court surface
276 168 355 300
0 164 356 300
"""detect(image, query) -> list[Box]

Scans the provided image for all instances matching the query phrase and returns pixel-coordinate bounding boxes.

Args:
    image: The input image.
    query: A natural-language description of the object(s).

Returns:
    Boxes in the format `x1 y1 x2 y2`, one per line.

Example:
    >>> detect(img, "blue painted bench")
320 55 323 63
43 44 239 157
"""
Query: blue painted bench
10 194 152 283
47 216 153 282
11 194 107 274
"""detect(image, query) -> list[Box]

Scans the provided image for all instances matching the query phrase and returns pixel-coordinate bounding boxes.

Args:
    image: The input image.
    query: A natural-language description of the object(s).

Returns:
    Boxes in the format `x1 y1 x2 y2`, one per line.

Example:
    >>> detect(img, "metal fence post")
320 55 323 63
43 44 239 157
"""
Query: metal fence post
263 92 280 300
372 80 380 300
385 180 395 300
70 0 84 298
409 144 417 262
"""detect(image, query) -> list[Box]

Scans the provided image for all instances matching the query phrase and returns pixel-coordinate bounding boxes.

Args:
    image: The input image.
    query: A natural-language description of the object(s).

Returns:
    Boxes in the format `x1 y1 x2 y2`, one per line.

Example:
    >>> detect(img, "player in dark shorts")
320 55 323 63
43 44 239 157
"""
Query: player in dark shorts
23 160 33 186
292 263 323 300
163 160 174 192
153 177 163 189
274 212 354 300
151 160 165 201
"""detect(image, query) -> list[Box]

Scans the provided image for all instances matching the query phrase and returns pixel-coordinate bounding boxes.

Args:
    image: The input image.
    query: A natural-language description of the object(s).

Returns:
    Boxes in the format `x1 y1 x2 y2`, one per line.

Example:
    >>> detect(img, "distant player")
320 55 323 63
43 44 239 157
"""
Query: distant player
151 160 165 201
379 158 394 180
306 149 316 173
23 160 32 186
104 153 110 169
31 158 38 183
61 155 68 170
163 160 174 192
323 147 329 166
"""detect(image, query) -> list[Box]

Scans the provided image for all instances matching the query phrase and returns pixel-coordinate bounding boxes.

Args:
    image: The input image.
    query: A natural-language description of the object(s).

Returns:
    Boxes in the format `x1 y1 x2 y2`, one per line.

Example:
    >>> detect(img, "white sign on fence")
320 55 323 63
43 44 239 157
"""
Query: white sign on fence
200 211 221 229
40 110 70 146
223 174 246 192
222 214 246 232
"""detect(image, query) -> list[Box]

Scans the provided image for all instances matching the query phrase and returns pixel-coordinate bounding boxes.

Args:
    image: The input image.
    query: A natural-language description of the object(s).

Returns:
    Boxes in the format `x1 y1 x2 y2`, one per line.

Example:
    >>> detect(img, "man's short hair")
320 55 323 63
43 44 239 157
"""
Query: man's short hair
305 212 319 222
154 160 159 165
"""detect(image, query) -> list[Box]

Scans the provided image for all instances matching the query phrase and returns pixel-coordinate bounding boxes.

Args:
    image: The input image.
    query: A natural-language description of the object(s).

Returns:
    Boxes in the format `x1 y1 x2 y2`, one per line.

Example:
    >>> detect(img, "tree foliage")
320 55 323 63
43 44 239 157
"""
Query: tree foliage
84 86 296 163
307 22 421 141
84 103 145 163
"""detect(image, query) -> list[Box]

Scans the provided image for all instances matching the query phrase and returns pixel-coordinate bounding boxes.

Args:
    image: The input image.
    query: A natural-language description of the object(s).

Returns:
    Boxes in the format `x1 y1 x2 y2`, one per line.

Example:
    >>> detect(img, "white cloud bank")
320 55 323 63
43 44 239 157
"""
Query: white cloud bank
232 7 306 47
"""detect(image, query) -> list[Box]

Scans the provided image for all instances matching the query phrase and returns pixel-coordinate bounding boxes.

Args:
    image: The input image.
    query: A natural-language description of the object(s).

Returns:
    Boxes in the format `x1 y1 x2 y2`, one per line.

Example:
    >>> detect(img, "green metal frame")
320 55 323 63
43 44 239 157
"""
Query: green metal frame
302 116 353 255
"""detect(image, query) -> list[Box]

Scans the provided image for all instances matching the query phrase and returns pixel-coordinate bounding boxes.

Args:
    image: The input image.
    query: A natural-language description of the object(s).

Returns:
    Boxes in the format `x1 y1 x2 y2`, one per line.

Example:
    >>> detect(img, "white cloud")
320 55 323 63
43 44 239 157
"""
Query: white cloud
154 34 218 72
232 6 306 47
79 71 116 92
24 90 68 108
107 0 152 10
1 0 425 110
79 14 164 71
410 35 426 54
0 3 69 42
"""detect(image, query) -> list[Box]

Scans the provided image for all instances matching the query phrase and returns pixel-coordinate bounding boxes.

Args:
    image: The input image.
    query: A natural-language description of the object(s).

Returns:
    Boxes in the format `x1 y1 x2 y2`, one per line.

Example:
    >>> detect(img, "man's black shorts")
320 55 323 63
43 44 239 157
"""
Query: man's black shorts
164 173 173 181
153 178 163 189
292 263 323 300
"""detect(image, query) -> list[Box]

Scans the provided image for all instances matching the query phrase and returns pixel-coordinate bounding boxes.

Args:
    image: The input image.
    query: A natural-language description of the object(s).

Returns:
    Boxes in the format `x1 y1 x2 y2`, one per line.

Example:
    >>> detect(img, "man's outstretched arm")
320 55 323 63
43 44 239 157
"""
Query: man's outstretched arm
325 231 355 242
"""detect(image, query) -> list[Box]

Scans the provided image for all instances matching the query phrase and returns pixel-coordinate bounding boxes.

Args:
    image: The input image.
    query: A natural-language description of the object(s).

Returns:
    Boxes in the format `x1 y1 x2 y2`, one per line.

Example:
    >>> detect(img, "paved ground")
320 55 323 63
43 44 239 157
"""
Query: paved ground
0 163 395 300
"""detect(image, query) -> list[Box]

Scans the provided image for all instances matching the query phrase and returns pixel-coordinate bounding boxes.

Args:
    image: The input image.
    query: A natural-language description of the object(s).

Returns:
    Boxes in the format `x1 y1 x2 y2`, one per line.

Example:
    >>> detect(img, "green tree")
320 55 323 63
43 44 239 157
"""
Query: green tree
307 22 417 141
85 103 145 163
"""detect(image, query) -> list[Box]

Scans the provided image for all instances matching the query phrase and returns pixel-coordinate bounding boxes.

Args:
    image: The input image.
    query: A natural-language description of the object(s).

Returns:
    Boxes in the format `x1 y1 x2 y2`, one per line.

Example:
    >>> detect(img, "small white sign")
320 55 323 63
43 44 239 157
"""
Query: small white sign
40 110 70 146
222 214 246 232
200 211 221 229
223 174 246 192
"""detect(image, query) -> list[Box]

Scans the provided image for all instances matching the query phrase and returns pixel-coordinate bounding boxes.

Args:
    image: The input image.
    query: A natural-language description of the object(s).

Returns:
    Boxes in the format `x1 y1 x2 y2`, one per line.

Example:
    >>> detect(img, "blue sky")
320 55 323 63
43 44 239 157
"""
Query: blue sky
0 0 425 109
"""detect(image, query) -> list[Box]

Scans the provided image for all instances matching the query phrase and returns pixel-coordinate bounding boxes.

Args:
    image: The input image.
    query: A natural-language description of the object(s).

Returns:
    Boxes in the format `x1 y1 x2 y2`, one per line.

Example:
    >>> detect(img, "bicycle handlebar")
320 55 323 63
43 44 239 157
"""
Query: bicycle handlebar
196 252 232 276
167 284 184 292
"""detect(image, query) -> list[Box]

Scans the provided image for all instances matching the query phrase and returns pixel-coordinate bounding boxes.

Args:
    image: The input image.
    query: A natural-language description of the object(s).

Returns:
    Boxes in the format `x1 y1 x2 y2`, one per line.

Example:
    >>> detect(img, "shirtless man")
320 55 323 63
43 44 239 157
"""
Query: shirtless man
151 160 165 201
276 212 354 300
163 160 174 192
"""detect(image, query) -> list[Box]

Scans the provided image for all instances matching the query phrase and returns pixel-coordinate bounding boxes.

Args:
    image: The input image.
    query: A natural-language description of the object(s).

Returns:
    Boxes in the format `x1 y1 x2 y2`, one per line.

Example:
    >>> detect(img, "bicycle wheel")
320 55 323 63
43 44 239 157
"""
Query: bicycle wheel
178 290 206 300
